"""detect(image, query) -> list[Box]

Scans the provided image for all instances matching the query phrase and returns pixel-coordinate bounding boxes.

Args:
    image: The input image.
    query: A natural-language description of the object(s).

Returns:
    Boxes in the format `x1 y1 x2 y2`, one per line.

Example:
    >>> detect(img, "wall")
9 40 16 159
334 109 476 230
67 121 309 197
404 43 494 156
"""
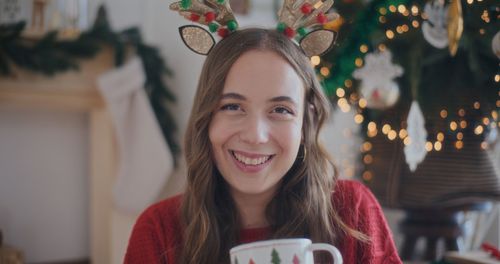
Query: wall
0 107 90 262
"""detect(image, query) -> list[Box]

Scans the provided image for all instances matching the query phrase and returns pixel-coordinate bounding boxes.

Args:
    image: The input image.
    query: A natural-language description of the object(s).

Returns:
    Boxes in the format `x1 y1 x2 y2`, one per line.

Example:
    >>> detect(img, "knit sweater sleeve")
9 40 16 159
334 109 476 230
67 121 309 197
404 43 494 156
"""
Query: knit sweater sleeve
335 180 402 264
124 196 183 264
124 205 168 264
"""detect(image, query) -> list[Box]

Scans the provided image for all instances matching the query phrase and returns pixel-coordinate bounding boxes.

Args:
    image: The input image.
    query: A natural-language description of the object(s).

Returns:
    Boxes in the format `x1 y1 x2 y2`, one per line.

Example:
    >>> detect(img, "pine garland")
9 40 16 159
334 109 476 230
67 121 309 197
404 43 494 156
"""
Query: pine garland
0 6 179 164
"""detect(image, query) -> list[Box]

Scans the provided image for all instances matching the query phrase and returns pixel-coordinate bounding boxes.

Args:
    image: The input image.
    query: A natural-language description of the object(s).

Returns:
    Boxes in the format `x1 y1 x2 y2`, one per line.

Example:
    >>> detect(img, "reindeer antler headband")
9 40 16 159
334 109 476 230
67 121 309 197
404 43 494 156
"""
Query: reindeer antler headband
170 0 338 56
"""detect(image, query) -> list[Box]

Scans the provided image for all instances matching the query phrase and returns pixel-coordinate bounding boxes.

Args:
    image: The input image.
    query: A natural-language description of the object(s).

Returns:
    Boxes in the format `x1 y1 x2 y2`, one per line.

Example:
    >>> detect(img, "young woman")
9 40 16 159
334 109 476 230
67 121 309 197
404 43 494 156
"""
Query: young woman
125 28 402 264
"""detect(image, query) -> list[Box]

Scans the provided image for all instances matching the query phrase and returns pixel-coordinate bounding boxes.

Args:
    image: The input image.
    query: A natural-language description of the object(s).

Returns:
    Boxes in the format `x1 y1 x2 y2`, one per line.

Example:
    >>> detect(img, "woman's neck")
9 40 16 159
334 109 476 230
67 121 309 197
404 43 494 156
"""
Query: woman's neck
231 188 276 229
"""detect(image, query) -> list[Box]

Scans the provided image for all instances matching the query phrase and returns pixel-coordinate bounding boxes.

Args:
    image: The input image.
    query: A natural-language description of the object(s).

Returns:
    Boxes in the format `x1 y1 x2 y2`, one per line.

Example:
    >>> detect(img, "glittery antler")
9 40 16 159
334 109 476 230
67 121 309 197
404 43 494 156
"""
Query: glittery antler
277 0 339 56
278 0 337 34
170 0 238 35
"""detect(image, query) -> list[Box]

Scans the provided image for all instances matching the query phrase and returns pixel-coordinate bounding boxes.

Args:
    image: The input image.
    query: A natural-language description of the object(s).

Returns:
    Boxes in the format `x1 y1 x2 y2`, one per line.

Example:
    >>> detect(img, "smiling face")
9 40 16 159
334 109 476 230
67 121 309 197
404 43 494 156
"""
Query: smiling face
208 50 305 200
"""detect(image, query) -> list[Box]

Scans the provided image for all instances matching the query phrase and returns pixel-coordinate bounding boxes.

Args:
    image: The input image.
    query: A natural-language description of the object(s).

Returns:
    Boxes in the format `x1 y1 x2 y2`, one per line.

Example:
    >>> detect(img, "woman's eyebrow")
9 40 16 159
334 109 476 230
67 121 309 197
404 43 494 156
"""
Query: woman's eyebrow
269 96 298 107
221 92 246 100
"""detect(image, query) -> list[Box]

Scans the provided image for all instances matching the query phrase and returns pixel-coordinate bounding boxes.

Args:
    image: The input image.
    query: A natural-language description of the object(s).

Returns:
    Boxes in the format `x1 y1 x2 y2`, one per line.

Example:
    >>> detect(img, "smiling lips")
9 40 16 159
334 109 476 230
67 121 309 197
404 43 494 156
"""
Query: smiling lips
230 150 274 169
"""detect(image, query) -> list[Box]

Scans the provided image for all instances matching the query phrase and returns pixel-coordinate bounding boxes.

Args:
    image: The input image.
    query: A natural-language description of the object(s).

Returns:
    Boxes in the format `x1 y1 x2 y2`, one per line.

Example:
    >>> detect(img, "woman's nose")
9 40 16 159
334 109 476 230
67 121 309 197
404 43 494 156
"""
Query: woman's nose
239 115 269 144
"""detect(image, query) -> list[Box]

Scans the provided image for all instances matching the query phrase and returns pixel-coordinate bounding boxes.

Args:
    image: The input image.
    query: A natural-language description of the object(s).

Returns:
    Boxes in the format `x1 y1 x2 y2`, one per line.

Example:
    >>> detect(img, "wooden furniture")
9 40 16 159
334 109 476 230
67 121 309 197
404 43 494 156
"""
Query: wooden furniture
400 203 492 261
0 48 116 264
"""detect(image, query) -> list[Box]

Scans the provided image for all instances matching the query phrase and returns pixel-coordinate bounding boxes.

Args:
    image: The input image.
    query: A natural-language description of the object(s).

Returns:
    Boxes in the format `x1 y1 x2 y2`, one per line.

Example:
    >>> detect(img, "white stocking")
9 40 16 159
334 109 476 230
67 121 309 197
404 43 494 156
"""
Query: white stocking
97 57 173 214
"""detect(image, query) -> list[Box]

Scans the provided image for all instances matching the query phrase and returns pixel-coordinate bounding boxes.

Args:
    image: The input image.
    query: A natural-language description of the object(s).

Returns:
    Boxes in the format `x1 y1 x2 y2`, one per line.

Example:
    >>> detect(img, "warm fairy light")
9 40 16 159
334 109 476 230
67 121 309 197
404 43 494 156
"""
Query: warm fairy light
367 130 378 138
355 58 363 67
457 132 464 140
455 141 464 149
336 88 345 97
311 56 321 66
495 74 500 82
362 171 373 181
411 5 419 15
379 7 388 15
403 137 411 145
437 132 445 141
481 142 488 150
492 111 498 120
320 67 330 76
368 122 377 131
389 5 397 12
386 30 395 39
379 16 387 23
483 117 490 125
399 129 408 138
474 102 481 109
388 130 397 140
460 120 467 129
434 141 442 151
412 20 420 28
479 29 485 35
362 142 373 152
497 100 500 108
403 10 410 16
382 124 392 134
345 79 353 88
450 121 458 130
354 114 364 124
402 24 409 32
359 98 367 108
458 109 466 117
350 93 359 101
363 154 373 164
425 141 433 152
474 125 484 135
398 5 406 13
396 26 404 34
481 10 490 23
440 109 448 118
338 98 351 113
466 0 473 4
360 45 369 53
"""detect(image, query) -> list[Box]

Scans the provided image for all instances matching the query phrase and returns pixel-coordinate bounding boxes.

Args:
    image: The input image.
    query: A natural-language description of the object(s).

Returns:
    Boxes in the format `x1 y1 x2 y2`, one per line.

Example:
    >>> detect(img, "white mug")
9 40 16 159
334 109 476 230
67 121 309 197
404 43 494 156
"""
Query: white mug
229 238 343 264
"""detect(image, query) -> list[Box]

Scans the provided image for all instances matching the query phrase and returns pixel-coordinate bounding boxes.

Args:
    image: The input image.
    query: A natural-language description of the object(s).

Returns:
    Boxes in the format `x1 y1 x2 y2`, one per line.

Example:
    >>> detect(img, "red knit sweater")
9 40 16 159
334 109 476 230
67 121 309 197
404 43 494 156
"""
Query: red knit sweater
125 180 402 263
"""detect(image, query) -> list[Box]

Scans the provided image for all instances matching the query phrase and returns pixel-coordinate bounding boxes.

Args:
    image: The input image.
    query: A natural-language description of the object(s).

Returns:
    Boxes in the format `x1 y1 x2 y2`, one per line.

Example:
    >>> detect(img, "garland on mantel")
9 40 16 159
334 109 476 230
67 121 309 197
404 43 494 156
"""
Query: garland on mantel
0 6 180 165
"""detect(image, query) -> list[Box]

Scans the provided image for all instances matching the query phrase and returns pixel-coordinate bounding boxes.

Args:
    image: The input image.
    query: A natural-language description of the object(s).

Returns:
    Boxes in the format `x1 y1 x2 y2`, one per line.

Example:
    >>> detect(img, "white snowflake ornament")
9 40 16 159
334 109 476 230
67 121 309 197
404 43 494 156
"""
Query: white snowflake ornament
404 101 428 172
353 50 403 109
422 0 449 49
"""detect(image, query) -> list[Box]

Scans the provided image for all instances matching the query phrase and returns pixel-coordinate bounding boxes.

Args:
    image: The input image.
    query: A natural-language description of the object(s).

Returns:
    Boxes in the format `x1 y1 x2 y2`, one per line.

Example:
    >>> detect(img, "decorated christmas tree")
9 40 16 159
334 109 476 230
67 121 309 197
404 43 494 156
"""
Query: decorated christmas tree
316 0 499 208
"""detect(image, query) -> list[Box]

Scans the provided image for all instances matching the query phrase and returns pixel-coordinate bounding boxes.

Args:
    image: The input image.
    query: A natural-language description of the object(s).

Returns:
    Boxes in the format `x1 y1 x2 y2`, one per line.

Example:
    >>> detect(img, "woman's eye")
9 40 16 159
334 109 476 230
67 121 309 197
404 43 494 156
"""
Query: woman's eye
272 106 293 115
220 103 241 111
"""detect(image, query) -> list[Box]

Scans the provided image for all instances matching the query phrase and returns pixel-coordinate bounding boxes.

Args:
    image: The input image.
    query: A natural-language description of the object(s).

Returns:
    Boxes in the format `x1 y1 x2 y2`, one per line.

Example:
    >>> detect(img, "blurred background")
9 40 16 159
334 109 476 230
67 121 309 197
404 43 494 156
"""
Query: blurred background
0 0 498 263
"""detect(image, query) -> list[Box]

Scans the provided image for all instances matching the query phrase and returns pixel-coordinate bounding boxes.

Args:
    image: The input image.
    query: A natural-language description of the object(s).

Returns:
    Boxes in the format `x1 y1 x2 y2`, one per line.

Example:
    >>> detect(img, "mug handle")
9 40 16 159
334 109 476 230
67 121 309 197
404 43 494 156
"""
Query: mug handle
308 243 343 264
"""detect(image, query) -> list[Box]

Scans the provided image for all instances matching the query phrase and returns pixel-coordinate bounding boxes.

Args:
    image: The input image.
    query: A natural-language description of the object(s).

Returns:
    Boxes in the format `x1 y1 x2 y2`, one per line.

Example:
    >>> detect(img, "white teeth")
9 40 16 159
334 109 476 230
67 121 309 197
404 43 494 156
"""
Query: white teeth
233 152 271 165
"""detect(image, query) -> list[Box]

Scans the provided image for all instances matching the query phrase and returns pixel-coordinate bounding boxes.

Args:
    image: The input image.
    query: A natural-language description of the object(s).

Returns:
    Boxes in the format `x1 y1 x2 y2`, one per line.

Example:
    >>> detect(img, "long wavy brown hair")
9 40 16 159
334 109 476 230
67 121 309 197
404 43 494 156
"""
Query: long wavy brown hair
181 28 366 263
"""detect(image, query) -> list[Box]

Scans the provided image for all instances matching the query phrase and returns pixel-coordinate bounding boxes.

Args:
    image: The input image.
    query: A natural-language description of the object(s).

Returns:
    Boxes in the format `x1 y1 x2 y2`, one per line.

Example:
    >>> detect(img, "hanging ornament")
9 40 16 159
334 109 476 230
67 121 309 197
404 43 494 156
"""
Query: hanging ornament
404 101 428 172
447 0 463 56
422 0 449 49
492 31 500 59
352 50 403 110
